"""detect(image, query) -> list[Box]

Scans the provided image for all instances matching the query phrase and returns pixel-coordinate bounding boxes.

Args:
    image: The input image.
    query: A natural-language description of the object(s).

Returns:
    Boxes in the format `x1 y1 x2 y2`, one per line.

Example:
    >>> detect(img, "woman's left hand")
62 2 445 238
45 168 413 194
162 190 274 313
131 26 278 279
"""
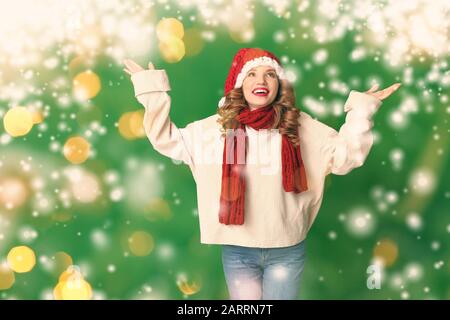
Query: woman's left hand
365 83 401 101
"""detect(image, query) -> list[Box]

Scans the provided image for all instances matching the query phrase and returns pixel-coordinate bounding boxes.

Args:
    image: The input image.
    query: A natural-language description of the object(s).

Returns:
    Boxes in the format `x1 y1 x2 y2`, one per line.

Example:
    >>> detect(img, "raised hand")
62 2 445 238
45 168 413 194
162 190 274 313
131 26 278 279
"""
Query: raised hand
123 59 155 75
365 83 401 101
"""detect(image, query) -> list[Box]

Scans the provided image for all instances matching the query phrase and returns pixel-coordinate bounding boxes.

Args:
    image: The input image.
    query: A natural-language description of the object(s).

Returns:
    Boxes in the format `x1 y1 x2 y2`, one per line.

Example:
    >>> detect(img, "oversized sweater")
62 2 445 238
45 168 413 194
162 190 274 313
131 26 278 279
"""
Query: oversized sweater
131 69 382 248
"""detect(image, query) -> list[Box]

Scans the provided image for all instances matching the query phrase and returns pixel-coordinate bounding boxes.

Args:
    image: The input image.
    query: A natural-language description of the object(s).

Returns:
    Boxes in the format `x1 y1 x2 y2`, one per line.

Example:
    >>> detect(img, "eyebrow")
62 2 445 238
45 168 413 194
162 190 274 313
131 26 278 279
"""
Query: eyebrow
248 68 276 72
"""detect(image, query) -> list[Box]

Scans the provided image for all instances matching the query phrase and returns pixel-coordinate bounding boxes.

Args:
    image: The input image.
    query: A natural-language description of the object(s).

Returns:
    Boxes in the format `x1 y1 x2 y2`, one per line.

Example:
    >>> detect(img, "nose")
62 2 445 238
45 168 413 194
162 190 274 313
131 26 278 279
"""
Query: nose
255 74 267 85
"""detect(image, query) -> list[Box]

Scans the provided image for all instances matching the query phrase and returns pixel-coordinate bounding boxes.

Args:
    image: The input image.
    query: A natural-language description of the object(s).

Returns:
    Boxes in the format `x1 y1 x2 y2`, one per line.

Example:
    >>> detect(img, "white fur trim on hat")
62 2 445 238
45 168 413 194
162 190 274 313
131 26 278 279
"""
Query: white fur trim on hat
234 56 286 89
218 96 226 107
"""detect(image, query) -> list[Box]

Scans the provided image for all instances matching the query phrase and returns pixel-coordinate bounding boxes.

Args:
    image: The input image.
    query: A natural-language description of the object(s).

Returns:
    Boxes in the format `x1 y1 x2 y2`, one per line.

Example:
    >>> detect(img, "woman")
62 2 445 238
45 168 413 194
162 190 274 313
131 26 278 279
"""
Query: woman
123 48 400 300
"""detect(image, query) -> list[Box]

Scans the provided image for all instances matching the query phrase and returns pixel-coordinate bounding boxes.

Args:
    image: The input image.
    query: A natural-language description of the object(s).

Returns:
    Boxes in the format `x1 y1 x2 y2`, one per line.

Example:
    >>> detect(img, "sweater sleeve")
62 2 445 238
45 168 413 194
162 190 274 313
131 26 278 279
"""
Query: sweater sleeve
324 90 382 175
130 69 195 167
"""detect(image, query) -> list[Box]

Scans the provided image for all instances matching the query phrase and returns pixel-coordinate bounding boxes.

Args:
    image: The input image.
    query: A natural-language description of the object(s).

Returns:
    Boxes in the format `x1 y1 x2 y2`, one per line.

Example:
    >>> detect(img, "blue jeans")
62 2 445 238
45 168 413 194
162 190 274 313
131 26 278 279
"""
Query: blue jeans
222 240 306 300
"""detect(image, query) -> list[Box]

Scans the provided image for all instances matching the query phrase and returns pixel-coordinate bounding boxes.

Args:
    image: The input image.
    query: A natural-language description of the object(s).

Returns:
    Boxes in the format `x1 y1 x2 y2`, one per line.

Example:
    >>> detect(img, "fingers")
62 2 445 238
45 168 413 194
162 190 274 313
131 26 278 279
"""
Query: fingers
373 83 402 100
392 83 402 91
380 83 402 99
122 59 144 73
366 83 380 93
122 59 156 75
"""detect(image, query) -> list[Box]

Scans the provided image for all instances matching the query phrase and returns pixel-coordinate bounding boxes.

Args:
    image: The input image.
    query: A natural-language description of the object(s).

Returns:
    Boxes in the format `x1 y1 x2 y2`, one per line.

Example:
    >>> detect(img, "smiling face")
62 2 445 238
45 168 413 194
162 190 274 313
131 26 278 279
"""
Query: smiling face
242 65 279 110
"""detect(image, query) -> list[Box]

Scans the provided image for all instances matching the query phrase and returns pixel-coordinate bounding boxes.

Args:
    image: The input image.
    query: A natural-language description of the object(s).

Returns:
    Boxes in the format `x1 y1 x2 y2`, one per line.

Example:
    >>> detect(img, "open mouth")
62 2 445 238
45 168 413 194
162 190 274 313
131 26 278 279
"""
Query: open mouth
252 87 269 97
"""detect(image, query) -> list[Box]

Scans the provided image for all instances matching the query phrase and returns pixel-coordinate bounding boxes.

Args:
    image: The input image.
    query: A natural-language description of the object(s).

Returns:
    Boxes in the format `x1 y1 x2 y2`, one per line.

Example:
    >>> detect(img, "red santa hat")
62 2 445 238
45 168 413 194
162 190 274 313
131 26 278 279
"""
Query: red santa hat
218 47 287 107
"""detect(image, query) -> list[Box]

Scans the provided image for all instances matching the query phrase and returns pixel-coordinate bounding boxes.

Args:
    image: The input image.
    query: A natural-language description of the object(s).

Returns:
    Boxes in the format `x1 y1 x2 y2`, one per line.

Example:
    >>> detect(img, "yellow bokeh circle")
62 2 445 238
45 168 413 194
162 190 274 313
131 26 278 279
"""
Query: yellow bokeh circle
0 264 15 290
73 70 101 100
373 239 399 267
177 280 201 296
7 246 36 273
184 28 204 57
156 18 184 41
118 112 135 140
63 136 91 164
118 110 146 140
3 107 34 137
144 197 172 221
158 36 186 63
53 252 73 276
54 266 93 300
129 110 145 138
128 231 154 256
60 278 93 300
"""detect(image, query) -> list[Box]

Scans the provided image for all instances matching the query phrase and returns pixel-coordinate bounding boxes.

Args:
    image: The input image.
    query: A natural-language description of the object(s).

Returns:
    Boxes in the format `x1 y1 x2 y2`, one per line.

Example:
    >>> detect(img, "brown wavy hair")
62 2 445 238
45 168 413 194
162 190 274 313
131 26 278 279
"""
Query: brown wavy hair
216 79 301 146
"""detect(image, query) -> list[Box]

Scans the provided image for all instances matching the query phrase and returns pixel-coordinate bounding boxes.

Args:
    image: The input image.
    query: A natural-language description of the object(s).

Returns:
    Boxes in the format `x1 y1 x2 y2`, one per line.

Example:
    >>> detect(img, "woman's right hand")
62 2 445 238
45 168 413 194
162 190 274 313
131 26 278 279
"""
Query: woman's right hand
123 59 155 75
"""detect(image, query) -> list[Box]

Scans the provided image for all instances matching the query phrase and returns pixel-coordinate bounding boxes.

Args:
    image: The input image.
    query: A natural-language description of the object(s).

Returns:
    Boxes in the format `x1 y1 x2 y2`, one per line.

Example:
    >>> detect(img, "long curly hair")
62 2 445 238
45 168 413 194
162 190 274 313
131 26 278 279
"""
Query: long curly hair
216 79 301 146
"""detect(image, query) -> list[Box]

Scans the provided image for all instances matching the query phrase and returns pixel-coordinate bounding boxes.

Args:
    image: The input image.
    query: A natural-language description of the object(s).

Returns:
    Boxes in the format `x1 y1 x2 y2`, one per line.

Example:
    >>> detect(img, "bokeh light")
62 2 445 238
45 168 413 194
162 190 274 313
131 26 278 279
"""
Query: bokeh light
0 264 15 290
144 197 172 221
176 273 201 296
53 252 74 276
128 231 155 257
158 36 186 63
54 266 93 300
0 176 29 210
63 136 91 164
373 239 399 267
118 110 145 140
72 70 101 100
345 208 376 238
156 18 185 41
7 246 36 273
3 107 34 137
156 17 185 63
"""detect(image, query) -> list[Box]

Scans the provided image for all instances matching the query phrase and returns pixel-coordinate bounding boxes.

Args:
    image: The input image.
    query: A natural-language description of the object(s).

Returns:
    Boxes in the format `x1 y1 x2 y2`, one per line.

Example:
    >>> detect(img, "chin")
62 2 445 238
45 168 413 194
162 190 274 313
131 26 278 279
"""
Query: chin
250 99 274 108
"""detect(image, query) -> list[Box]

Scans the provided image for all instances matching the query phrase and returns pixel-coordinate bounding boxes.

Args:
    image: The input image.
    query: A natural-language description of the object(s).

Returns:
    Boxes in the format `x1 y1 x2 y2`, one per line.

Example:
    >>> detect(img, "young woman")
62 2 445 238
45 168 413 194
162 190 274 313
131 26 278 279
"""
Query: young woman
123 48 400 300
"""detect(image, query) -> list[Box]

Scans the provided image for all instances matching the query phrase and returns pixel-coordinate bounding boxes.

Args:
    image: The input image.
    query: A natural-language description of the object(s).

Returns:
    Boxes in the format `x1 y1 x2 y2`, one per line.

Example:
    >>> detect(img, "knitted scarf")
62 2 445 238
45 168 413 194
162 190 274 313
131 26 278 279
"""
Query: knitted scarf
219 105 308 225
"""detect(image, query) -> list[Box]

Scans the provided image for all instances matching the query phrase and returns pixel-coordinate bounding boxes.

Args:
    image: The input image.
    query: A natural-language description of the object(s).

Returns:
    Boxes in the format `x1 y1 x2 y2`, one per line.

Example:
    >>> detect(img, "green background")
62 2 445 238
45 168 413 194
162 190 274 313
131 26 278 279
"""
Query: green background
0 1 449 299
